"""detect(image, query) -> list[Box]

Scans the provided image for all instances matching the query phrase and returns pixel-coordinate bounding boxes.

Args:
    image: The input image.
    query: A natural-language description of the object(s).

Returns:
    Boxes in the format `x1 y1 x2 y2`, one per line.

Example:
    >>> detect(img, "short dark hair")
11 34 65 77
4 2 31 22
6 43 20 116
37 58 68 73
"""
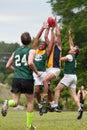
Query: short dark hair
21 32 31 45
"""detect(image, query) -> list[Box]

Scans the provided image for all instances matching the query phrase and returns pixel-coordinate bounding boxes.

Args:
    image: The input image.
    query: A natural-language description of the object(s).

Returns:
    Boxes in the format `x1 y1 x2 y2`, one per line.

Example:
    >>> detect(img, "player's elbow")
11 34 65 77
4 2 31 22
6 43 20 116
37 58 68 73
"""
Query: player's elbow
28 61 34 67
6 64 10 69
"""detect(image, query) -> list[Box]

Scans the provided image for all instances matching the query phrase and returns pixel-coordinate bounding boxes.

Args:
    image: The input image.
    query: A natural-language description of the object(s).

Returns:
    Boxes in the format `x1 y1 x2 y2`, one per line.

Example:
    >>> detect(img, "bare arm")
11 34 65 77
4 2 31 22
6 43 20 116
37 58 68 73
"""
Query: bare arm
33 23 47 49
6 53 15 72
68 28 74 49
44 26 55 56
60 56 68 62
44 25 50 46
51 26 55 44
61 54 73 62
55 19 62 50
28 49 41 76
44 24 55 45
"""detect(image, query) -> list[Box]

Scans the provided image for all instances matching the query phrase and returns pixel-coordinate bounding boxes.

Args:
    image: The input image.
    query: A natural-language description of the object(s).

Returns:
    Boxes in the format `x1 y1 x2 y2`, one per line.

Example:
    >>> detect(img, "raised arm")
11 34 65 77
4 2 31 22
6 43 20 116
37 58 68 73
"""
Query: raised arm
44 25 55 56
44 25 50 46
55 19 62 50
68 28 74 49
33 22 47 49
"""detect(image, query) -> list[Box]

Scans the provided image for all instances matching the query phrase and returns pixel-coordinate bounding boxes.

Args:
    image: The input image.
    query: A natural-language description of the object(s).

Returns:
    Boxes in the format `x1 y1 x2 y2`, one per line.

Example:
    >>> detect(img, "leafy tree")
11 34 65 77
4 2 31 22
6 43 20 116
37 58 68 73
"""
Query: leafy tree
4 73 13 86
48 0 87 46
0 42 19 83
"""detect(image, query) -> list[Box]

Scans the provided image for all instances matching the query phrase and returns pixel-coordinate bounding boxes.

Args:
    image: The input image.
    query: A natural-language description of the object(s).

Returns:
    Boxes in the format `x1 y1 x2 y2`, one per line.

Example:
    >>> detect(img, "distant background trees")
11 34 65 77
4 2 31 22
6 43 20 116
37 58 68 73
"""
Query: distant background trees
0 42 19 83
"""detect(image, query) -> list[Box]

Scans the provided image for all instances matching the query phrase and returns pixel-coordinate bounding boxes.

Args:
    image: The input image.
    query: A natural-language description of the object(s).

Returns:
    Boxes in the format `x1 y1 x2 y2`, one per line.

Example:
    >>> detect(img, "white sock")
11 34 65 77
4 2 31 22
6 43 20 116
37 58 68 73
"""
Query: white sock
78 107 82 111
50 101 58 107
38 103 42 108
50 101 54 107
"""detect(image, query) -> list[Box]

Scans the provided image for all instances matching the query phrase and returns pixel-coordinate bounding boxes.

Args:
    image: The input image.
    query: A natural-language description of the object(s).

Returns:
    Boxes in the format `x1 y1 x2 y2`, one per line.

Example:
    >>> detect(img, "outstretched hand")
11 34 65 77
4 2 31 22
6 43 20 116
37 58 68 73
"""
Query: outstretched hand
42 22 48 29
37 71 42 77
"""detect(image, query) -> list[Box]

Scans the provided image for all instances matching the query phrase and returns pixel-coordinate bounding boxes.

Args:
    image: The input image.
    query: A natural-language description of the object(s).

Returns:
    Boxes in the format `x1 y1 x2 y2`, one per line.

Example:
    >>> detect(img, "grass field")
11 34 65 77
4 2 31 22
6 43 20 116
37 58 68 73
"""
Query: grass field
0 106 87 130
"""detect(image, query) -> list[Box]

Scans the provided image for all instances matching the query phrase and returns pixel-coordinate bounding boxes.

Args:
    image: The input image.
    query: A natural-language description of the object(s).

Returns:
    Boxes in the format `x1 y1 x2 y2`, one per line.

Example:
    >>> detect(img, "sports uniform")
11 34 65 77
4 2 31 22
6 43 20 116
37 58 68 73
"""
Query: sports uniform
1 32 37 130
78 86 87 108
47 45 61 77
12 46 34 94
33 49 47 85
60 54 77 88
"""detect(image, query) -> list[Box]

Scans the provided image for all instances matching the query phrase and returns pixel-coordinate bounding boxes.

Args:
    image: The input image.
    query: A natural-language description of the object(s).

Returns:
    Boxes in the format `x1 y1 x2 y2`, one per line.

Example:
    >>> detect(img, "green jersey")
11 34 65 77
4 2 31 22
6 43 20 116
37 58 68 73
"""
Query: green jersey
64 54 77 74
34 49 47 71
13 46 33 79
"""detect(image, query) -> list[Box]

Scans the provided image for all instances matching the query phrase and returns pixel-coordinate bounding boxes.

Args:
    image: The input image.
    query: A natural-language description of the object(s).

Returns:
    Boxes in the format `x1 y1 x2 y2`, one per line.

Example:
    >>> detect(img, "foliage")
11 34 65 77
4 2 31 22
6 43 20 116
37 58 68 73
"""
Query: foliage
48 0 87 52
0 73 5 83
0 42 19 83
4 73 13 86
0 42 19 53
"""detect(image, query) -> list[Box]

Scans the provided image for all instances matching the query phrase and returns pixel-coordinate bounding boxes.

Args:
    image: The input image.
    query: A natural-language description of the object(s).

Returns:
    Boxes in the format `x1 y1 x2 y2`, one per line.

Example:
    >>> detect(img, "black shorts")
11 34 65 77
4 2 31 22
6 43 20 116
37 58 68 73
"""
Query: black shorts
11 78 34 94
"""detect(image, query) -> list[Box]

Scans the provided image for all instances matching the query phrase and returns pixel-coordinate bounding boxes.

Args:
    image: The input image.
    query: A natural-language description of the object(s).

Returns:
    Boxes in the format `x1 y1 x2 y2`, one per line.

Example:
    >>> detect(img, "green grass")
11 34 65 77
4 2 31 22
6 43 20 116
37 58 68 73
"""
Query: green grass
0 106 87 130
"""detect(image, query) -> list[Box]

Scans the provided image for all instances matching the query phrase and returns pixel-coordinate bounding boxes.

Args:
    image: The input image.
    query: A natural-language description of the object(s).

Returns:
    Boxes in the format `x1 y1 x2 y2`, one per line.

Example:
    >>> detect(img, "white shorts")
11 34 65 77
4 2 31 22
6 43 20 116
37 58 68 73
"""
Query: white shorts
60 74 77 88
33 71 48 86
46 68 61 77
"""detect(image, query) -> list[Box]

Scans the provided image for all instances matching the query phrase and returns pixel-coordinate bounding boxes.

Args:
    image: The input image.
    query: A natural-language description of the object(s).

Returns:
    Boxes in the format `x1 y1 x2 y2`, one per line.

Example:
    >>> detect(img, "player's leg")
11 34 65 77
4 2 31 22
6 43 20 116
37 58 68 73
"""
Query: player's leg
51 83 65 112
35 85 43 116
1 93 20 116
69 87 83 119
25 79 36 130
25 94 36 130
42 72 56 101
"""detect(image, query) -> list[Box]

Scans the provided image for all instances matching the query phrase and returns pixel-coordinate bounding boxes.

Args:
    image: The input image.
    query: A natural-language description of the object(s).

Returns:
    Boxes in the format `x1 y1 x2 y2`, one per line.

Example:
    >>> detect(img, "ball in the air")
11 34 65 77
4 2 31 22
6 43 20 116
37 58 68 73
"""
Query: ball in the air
47 17 55 27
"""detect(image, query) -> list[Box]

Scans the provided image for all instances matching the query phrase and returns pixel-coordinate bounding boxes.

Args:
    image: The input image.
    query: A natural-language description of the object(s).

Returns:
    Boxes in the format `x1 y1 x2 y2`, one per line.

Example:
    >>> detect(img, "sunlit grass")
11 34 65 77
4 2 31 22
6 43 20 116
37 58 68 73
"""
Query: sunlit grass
0 106 87 130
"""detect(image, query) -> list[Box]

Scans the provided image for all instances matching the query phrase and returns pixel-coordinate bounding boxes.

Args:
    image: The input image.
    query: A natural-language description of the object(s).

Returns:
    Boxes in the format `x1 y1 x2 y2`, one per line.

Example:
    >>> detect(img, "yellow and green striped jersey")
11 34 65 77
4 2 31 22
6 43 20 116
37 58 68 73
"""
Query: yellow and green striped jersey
34 49 47 71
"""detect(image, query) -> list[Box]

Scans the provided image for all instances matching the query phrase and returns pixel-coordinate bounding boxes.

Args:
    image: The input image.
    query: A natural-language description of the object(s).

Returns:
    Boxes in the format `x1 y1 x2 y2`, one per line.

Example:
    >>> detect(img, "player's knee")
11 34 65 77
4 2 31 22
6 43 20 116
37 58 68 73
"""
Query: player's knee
55 86 60 92
42 78 47 84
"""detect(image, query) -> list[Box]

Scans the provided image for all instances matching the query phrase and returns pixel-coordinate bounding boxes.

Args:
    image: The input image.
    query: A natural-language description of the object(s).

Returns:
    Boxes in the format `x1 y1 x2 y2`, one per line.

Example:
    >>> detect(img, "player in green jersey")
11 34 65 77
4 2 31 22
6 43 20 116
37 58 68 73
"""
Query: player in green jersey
1 32 40 130
33 22 54 116
52 29 83 120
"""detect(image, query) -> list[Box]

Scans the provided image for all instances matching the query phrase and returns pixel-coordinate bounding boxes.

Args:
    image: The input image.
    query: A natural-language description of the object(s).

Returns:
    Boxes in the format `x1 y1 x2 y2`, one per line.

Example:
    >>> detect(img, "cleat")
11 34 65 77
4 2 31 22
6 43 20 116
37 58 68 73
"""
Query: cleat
1 100 8 117
39 107 43 116
42 107 48 114
50 106 61 112
45 106 50 112
54 106 61 112
77 108 83 120
27 125 36 130
49 106 55 112
30 125 36 130
81 106 84 110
